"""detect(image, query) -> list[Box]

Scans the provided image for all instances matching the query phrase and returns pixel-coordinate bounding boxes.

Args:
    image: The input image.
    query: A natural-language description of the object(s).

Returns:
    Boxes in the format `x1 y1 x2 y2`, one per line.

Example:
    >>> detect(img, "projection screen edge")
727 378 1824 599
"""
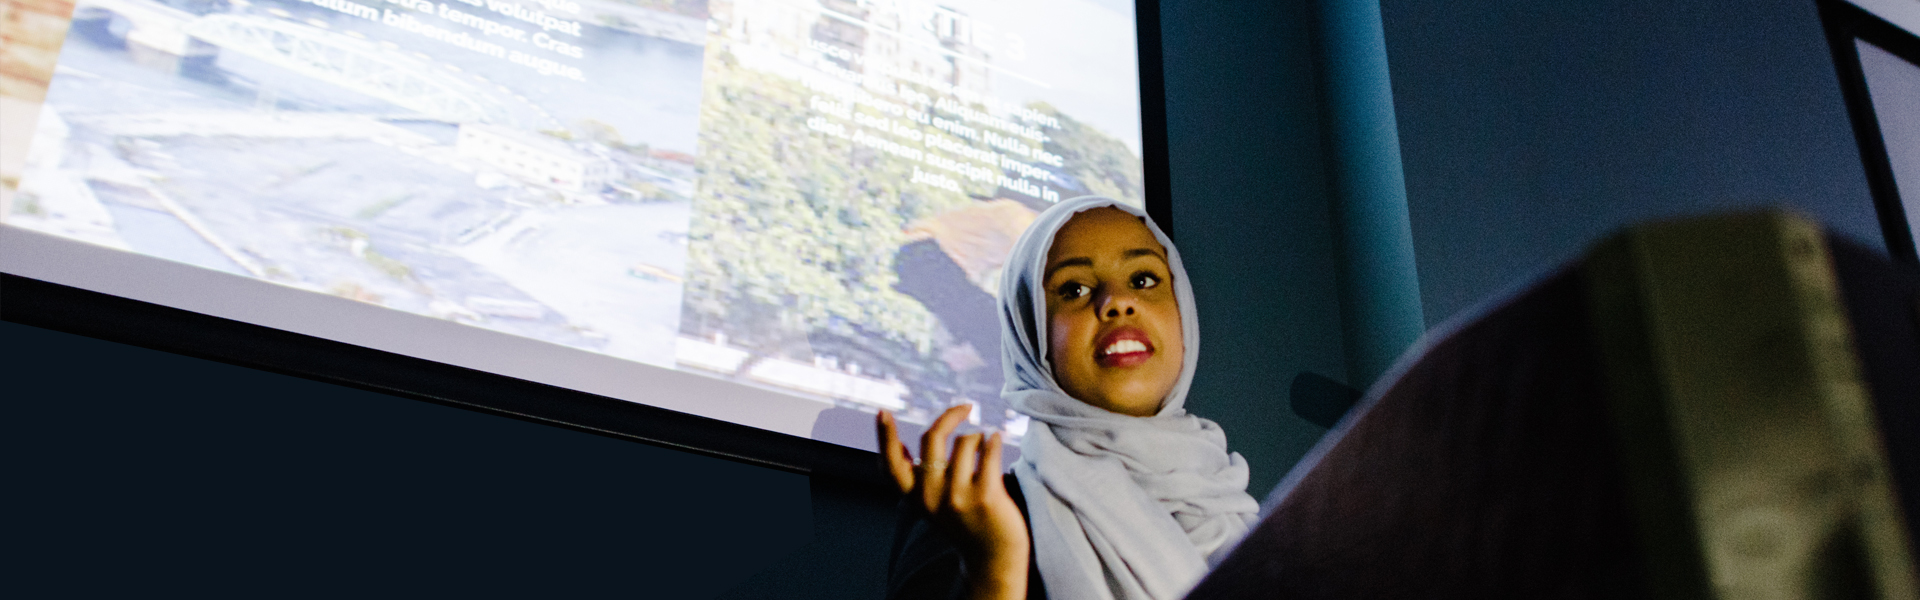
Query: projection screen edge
0 224 829 438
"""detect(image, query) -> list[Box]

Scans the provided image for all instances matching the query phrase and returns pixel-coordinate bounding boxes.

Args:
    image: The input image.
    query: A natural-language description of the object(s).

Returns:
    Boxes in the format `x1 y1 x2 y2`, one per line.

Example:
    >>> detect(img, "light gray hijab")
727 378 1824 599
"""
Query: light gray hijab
1000 196 1259 600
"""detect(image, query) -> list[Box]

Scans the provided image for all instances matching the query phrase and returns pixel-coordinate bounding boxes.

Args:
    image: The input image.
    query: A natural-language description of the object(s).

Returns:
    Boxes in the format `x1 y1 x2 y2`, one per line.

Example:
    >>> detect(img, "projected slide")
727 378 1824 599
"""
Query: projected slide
4 0 1144 447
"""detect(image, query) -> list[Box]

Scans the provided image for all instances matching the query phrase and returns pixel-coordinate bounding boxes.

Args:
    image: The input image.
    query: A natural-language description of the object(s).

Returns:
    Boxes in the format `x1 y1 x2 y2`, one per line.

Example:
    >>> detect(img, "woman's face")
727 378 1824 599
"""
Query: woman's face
1043 207 1185 417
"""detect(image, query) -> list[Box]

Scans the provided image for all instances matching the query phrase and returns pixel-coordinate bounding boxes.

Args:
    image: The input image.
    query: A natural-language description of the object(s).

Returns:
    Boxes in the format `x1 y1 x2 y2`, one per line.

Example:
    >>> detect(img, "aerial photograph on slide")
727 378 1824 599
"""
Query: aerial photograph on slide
10 0 711 367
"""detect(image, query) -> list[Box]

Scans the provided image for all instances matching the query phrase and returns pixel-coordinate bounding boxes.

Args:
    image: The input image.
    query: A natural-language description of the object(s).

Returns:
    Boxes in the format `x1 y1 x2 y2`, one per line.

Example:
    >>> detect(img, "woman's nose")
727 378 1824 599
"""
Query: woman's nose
1098 288 1139 319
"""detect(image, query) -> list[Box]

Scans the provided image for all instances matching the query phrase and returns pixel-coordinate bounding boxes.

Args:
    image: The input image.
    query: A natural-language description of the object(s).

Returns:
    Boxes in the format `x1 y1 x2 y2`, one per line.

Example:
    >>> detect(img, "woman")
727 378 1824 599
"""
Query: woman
876 196 1261 600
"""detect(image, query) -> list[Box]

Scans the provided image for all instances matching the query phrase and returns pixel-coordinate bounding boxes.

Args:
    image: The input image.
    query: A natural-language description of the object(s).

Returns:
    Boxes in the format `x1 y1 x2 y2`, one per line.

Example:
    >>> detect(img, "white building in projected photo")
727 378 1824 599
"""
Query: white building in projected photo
457 124 615 193
727 0 996 100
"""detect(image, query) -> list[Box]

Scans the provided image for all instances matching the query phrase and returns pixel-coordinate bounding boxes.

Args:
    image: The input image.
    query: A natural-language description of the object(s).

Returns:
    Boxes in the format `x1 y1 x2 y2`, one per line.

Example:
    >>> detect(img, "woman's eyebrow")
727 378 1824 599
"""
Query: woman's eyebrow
1045 257 1094 281
1045 248 1167 280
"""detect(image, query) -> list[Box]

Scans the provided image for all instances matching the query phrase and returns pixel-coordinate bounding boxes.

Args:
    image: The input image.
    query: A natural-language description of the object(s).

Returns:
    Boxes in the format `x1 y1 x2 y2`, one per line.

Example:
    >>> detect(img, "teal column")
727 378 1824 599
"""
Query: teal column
1316 0 1425 389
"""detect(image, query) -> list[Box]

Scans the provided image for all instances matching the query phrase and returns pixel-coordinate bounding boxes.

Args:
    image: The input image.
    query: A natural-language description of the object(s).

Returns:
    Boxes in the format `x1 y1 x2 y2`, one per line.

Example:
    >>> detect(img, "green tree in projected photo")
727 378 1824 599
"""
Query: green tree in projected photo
681 43 1144 420
684 50 965 351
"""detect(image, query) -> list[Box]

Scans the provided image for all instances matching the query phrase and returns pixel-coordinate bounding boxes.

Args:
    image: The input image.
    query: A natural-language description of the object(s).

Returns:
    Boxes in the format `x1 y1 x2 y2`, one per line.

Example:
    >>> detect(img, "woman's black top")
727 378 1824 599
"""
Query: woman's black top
884 473 1049 600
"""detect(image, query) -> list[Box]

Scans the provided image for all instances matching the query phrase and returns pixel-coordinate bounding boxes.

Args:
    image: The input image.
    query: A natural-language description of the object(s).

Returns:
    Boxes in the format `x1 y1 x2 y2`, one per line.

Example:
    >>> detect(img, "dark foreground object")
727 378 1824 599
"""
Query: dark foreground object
1189 212 1920 600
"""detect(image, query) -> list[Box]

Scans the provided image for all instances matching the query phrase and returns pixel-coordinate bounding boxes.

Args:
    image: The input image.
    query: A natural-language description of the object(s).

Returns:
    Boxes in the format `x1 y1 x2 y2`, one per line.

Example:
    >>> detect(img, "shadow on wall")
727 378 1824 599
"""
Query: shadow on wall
1290 371 1363 429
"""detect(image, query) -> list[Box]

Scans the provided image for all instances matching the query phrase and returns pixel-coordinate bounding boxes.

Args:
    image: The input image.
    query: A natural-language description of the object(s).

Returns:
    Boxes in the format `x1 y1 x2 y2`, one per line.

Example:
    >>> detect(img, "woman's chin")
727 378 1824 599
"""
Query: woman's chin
1079 385 1171 416
1059 360 1181 416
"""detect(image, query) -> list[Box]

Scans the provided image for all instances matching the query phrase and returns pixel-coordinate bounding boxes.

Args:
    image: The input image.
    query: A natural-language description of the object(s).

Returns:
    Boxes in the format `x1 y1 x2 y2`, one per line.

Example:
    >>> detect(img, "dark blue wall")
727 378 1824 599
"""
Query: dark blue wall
1381 0 1886 327
6 321 815 598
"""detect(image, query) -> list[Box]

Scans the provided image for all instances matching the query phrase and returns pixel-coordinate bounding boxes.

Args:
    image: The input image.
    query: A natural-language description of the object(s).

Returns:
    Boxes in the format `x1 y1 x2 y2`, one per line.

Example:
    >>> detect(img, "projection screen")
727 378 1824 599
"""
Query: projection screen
0 0 1152 453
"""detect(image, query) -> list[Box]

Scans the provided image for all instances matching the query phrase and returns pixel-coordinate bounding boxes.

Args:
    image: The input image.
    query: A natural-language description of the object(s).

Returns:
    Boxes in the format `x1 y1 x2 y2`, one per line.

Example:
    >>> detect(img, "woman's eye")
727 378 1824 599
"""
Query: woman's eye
1131 272 1161 289
1057 282 1091 299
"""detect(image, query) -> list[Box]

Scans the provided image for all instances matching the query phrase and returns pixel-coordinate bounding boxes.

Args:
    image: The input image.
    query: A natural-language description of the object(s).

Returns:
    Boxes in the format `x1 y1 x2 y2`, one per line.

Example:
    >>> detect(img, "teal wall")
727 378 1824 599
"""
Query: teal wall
1316 0 1427 390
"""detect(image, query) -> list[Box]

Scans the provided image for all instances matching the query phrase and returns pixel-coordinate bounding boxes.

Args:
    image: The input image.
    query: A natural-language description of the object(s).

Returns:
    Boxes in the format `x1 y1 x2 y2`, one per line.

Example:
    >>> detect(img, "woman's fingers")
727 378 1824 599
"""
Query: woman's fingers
875 409 897 454
916 405 972 514
917 405 972 469
876 411 915 495
947 433 983 507
978 432 1005 491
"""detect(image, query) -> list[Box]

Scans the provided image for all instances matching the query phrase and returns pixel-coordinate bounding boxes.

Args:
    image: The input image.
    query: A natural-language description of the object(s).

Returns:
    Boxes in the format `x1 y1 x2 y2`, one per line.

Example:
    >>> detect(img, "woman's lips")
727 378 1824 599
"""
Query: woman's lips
1095 327 1155 368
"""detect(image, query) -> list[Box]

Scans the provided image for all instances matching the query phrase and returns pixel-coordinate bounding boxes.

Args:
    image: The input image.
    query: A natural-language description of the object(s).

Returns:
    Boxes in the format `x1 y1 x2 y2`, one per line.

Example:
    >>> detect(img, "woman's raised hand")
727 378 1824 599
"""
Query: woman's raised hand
877 406 1030 600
